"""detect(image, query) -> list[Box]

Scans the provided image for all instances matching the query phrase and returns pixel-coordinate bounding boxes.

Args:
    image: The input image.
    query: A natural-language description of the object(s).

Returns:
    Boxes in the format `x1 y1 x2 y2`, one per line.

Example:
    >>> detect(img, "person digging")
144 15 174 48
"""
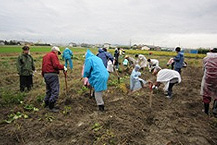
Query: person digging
151 66 181 99
83 50 109 111
42 46 67 112
130 64 147 92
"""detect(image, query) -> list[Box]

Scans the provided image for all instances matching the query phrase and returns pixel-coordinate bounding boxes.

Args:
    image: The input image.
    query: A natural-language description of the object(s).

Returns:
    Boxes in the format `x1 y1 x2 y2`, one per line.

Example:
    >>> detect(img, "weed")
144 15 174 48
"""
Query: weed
4 112 28 124
36 95 44 103
62 106 72 115
45 113 55 122
24 104 39 112
92 122 102 132
0 90 26 105
78 86 89 95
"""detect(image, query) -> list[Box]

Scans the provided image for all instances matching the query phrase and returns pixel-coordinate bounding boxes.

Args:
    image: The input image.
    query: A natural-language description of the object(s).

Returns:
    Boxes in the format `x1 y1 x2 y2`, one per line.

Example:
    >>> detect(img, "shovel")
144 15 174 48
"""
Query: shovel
64 71 68 94
113 66 120 84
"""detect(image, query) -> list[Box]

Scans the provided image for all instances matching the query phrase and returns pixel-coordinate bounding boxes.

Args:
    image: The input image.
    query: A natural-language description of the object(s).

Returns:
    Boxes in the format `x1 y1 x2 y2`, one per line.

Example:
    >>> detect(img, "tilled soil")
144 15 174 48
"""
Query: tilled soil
0 57 217 145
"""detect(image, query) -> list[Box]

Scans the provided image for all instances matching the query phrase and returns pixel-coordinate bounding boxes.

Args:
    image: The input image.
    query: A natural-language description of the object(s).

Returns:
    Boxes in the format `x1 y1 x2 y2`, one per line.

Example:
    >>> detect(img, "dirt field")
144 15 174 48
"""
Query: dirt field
0 50 217 145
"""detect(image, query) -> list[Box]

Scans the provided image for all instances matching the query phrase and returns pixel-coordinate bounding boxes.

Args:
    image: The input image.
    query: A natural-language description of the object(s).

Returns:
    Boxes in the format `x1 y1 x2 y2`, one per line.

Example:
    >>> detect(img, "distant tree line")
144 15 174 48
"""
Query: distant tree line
2 40 51 46
4 40 20 45
198 48 210 54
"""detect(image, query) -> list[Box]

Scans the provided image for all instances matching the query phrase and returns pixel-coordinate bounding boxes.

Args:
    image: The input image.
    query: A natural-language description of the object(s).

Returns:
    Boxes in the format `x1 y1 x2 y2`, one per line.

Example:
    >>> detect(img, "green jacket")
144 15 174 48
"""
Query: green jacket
17 53 35 76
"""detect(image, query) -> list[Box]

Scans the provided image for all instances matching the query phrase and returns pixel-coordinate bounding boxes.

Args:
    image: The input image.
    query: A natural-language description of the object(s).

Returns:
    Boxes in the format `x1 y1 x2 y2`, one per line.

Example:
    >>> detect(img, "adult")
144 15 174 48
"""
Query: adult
17 46 35 92
152 67 181 99
167 58 187 70
125 55 136 68
135 54 148 70
42 46 67 112
62 47 73 70
130 65 146 92
201 48 217 115
83 50 109 111
114 48 120 70
173 47 184 74
96 48 113 68
167 58 175 70
147 59 159 72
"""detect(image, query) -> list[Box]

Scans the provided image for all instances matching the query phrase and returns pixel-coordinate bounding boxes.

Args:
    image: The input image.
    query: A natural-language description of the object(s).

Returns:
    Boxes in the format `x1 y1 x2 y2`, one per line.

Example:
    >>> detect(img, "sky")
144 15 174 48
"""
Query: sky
0 0 217 48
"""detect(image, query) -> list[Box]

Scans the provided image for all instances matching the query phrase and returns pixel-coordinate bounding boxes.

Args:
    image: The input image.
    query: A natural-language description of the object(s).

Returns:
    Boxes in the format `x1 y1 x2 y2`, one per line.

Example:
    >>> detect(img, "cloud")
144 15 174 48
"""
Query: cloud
0 0 216 47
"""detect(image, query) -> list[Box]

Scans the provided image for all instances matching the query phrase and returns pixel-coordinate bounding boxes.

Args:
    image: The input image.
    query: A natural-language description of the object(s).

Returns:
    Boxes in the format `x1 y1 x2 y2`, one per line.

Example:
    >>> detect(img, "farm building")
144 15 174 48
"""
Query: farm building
69 42 77 47
0 40 5 45
141 45 150 50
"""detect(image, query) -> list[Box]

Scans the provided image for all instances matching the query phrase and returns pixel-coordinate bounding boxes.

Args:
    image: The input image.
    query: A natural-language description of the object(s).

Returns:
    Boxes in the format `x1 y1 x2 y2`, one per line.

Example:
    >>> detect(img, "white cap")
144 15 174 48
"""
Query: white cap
51 46 61 54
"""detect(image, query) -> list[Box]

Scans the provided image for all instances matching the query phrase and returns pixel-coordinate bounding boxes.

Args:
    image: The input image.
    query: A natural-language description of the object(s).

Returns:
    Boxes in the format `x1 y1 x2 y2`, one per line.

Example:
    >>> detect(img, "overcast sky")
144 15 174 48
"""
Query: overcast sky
0 0 216 48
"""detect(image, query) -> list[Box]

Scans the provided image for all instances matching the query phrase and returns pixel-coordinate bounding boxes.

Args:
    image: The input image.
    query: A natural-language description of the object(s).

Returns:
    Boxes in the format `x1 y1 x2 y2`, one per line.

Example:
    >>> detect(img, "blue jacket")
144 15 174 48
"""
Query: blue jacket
96 48 113 68
83 50 109 92
174 52 184 69
62 48 73 60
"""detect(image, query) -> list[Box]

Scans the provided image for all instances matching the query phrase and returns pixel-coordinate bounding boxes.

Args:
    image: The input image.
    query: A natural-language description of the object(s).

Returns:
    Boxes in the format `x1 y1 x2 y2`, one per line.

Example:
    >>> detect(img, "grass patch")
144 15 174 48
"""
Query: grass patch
0 89 26 105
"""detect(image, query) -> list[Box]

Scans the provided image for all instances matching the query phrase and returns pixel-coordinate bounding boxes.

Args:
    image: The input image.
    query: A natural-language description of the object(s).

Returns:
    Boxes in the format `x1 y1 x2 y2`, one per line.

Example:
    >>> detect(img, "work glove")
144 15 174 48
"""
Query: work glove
152 85 158 90
64 66 67 72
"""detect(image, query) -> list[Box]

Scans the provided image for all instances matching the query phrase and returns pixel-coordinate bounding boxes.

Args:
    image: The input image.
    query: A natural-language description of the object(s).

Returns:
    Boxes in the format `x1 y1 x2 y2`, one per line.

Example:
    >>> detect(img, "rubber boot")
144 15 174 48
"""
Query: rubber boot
49 102 59 113
44 100 49 108
204 103 209 115
98 105 104 111
212 100 217 115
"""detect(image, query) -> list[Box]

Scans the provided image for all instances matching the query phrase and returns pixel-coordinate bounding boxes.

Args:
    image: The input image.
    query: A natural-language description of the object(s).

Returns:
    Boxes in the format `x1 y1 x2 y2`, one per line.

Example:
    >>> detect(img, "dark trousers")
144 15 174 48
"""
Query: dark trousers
44 73 59 104
167 78 179 97
20 75 33 92
175 67 181 74
171 62 175 70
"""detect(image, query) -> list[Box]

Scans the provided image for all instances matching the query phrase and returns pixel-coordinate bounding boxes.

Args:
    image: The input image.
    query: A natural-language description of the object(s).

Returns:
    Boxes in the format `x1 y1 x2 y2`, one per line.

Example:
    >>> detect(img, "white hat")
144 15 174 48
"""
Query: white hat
51 46 61 55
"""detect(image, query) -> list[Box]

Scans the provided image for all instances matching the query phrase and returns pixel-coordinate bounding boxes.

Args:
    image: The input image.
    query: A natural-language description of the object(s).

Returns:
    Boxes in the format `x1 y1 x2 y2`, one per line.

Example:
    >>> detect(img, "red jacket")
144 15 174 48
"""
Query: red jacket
42 51 64 76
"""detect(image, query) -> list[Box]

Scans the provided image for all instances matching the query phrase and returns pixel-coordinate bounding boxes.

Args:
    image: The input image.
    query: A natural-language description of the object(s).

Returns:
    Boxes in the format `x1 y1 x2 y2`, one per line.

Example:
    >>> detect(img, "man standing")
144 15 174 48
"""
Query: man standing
83 50 109 111
17 46 35 92
62 47 73 70
42 46 67 112
201 48 217 116
173 47 184 74
152 67 181 99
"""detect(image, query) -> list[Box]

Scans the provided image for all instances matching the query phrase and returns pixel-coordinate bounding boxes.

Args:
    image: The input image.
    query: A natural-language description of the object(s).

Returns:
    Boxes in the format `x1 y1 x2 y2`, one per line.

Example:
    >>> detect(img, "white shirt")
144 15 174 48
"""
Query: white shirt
137 54 147 67
150 59 159 66
157 69 181 83
157 69 181 91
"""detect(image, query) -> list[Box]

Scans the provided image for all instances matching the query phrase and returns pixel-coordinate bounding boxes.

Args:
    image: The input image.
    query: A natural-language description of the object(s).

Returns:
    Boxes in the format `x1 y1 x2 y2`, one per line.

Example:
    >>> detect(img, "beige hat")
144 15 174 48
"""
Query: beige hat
51 46 61 55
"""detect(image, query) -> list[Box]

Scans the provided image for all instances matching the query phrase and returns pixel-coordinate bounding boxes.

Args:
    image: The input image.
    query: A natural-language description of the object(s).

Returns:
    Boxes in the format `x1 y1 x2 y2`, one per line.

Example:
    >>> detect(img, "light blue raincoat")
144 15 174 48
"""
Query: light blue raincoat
62 48 73 69
83 50 109 92
130 65 146 91
62 48 73 59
